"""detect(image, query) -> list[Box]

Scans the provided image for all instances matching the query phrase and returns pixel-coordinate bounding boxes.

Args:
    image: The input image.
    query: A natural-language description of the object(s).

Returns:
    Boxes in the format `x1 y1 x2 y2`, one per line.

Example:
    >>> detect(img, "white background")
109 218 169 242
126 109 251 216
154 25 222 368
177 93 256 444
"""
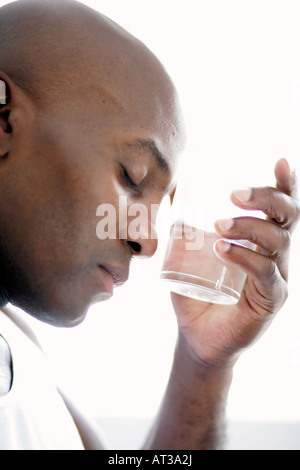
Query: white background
1 0 300 429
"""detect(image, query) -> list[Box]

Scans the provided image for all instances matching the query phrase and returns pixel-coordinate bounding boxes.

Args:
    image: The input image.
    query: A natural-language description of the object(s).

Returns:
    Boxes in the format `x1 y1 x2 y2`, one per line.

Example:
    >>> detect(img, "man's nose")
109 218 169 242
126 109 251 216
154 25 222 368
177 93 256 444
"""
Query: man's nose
120 202 158 258
125 225 158 259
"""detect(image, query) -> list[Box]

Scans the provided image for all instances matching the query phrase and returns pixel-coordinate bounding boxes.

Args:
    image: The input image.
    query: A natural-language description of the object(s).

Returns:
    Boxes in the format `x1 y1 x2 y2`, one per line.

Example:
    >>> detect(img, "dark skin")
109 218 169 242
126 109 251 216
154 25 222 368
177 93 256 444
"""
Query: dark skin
0 0 183 326
0 0 299 450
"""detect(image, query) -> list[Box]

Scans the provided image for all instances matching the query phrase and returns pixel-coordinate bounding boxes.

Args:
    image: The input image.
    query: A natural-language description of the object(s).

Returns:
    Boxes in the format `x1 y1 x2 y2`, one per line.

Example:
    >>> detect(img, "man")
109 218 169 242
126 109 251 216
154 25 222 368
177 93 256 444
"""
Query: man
0 0 299 450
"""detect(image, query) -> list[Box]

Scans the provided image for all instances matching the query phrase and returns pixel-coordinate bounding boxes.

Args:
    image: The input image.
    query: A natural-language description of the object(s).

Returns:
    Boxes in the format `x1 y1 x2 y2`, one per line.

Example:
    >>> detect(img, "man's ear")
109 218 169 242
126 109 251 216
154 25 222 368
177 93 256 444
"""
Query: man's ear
0 73 13 158
0 71 34 160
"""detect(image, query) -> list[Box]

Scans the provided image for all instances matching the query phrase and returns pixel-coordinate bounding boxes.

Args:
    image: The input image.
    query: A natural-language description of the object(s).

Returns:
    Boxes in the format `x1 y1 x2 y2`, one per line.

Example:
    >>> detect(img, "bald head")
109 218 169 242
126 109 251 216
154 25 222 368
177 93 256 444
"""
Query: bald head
0 0 136 95
0 0 176 114
0 0 185 326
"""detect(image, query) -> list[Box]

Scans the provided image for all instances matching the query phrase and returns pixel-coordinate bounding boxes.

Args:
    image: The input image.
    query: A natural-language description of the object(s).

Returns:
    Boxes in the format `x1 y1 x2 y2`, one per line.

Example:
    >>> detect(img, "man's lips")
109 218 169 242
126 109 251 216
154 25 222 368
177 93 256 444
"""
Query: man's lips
99 263 129 287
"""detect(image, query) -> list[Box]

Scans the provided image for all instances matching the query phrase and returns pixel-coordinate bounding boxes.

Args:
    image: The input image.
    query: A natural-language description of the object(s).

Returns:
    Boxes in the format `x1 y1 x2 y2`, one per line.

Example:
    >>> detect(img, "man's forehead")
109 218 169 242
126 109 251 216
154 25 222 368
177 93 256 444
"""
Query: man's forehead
88 70 186 165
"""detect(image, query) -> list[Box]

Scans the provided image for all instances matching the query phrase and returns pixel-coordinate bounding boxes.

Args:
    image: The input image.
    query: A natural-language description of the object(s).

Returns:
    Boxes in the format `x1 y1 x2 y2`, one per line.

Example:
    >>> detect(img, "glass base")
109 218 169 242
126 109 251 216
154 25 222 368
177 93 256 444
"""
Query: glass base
160 271 240 305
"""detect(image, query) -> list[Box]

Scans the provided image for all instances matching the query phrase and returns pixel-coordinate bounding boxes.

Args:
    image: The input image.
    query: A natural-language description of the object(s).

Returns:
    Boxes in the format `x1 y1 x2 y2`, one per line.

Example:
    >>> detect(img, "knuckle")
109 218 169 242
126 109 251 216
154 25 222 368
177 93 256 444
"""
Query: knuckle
266 185 275 196
281 228 291 251
263 186 276 207
263 258 278 282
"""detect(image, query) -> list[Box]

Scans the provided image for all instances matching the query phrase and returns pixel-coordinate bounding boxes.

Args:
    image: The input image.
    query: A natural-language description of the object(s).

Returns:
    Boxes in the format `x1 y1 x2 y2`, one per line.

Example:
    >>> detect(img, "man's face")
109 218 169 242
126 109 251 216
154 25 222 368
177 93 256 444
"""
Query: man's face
0 74 184 326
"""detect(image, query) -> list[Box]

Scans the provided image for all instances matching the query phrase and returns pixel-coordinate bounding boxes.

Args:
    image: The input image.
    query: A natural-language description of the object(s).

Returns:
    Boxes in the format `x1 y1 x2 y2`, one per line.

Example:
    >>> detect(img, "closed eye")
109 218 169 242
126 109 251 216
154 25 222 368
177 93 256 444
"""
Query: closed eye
121 165 140 193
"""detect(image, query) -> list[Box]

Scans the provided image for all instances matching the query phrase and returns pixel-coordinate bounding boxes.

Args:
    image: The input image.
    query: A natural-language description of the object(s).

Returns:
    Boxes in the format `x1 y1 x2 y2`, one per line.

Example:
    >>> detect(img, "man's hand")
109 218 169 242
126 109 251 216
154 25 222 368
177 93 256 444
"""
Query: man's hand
146 159 299 450
171 158 300 368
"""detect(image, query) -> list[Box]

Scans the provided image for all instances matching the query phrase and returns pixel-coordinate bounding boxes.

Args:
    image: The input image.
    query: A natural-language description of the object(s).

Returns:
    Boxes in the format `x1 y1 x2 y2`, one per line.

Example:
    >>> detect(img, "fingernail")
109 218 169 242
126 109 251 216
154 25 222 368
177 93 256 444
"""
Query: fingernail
217 218 234 232
232 187 252 203
214 239 231 254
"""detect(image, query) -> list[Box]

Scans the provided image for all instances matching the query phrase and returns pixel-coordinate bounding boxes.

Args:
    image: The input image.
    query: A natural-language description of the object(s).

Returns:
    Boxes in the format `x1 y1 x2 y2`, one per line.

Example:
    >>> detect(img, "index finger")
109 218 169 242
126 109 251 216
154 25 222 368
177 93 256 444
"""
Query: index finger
274 158 299 201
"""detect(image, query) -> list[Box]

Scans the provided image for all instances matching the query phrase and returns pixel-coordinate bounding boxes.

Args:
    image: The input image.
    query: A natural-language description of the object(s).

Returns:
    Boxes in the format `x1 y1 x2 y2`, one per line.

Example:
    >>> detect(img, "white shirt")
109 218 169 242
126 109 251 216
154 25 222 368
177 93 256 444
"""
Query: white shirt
0 309 86 450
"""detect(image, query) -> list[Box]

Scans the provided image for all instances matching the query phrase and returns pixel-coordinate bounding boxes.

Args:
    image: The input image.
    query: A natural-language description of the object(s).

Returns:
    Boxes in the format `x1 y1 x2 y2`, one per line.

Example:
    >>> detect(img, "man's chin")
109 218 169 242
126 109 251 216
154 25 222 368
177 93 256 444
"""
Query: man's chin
7 295 89 328
28 307 88 328
3 283 113 328
91 290 113 304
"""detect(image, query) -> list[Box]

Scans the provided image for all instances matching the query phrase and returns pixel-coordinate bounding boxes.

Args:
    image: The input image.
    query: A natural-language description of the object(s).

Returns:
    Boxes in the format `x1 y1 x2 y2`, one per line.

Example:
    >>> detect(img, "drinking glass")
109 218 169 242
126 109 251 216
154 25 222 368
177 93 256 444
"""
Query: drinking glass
160 151 256 305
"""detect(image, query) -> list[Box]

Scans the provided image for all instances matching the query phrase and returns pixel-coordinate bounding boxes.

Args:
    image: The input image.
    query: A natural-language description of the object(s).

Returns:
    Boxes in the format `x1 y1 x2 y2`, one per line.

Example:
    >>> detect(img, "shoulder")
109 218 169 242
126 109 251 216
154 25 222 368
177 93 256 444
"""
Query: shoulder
0 334 12 397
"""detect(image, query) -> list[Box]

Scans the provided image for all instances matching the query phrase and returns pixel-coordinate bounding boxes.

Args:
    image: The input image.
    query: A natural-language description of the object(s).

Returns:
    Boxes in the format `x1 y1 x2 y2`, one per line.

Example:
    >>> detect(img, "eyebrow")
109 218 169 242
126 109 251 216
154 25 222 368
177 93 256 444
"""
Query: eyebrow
126 139 170 175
